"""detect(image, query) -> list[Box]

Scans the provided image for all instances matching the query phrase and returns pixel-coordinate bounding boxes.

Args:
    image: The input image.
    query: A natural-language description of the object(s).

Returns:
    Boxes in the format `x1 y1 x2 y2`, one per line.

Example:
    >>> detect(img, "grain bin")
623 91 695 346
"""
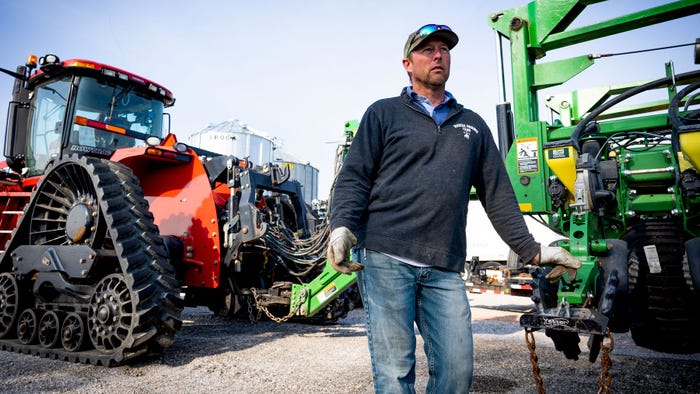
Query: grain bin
274 149 319 205
187 119 274 167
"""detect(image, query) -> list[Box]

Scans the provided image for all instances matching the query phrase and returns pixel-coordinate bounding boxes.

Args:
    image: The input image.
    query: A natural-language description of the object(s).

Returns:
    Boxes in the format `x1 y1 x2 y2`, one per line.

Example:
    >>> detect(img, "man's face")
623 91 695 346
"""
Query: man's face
403 38 451 89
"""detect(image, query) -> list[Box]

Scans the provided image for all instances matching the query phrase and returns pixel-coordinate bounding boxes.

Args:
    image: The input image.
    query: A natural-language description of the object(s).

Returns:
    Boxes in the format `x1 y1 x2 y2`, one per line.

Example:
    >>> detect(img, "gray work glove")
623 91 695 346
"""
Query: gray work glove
539 245 582 283
327 227 363 274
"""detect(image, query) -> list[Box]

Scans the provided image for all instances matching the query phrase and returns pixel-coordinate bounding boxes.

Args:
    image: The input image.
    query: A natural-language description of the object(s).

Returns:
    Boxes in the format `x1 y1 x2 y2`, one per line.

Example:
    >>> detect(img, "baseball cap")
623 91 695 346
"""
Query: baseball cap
404 24 459 58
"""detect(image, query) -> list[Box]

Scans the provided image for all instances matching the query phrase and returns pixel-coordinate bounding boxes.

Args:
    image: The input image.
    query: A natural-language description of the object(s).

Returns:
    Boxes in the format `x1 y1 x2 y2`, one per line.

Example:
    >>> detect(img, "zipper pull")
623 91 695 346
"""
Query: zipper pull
437 125 442 134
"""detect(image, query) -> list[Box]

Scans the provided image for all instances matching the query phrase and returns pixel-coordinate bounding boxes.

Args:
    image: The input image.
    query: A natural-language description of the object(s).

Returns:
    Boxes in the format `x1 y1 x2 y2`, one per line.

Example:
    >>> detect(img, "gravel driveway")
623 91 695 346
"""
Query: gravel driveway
1 292 698 393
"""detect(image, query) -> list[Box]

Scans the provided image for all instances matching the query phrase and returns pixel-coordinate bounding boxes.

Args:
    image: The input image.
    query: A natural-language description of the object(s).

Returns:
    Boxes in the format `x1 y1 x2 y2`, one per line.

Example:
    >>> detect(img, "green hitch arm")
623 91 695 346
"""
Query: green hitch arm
290 260 357 317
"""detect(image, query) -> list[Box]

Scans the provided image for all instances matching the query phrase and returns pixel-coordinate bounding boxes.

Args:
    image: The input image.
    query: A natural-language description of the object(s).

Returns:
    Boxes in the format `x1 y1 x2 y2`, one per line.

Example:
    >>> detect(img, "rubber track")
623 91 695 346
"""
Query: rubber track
0 155 183 366
624 221 700 353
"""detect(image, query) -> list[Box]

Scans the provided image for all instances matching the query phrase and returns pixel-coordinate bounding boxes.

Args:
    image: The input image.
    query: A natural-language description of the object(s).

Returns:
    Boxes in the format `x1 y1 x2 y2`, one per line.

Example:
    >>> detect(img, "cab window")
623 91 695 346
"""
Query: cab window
26 76 70 175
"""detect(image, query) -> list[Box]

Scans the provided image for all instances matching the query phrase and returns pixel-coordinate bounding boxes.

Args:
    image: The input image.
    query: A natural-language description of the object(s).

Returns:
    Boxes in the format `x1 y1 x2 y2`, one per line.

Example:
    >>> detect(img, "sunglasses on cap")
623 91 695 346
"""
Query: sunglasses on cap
405 24 454 57
413 24 452 39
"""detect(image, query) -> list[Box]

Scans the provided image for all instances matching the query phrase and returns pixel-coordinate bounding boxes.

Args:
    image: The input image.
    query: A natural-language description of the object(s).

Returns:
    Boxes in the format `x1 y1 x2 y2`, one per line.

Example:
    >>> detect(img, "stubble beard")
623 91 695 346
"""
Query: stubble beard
415 70 449 90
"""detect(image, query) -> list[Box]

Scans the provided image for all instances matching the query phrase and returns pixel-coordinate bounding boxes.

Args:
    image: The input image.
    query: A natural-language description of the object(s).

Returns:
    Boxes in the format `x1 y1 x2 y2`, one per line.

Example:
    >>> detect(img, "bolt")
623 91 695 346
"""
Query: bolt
509 17 524 31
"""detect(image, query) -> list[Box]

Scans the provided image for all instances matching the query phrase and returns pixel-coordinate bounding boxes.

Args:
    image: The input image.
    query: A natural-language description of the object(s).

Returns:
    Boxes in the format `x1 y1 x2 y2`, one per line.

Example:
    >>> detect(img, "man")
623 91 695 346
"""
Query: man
328 24 580 393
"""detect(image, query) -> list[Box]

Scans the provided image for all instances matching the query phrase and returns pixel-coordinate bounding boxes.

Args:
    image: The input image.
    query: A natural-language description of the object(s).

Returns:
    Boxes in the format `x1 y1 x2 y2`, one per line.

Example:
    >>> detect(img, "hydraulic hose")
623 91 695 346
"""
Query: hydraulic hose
570 69 700 153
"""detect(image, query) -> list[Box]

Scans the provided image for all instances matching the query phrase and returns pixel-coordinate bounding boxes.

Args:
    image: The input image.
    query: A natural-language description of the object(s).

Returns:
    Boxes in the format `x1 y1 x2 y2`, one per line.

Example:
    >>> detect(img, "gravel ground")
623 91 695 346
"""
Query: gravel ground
0 292 698 393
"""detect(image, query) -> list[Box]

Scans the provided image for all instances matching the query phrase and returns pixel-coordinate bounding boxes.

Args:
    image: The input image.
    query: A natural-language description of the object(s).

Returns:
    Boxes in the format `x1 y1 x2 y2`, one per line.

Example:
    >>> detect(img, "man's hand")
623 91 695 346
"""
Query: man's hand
328 227 363 274
539 245 581 283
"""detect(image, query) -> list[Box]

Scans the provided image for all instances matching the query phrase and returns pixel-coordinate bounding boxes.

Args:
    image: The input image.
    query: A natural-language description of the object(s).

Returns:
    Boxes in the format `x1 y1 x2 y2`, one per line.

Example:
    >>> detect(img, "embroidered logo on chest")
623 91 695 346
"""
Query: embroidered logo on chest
453 123 479 139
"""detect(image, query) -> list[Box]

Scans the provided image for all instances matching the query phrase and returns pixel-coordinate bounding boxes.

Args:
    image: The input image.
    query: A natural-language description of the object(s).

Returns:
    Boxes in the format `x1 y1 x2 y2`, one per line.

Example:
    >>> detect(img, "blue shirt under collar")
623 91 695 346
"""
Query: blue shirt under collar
407 86 455 125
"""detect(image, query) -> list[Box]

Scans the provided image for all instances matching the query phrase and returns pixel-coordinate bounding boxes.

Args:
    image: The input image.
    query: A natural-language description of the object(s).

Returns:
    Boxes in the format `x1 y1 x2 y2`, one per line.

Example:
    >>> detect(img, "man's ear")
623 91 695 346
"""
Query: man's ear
402 57 412 73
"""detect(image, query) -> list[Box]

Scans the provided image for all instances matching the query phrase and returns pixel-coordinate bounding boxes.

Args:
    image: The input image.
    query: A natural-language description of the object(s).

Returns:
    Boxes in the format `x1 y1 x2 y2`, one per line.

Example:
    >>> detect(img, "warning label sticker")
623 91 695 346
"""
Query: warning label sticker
516 138 539 174
643 245 662 274
316 283 338 304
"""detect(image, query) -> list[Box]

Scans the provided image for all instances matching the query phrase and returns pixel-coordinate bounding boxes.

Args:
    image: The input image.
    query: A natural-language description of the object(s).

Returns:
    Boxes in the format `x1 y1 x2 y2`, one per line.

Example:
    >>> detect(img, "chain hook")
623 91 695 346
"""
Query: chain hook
250 287 304 323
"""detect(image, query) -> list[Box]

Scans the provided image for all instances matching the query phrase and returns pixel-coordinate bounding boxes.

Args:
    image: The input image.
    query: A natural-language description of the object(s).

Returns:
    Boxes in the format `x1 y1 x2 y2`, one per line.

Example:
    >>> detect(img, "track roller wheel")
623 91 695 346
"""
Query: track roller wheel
88 274 133 353
0 273 20 338
61 312 86 352
17 308 40 345
38 311 62 348
1 155 182 364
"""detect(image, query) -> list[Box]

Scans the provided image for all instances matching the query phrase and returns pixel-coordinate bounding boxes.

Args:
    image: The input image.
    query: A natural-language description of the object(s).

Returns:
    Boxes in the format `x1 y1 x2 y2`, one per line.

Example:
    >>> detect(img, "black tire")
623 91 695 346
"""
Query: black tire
61 312 87 352
6 155 183 364
596 239 630 333
38 310 62 348
0 273 20 338
17 308 39 345
589 239 629 362
624 222 700 354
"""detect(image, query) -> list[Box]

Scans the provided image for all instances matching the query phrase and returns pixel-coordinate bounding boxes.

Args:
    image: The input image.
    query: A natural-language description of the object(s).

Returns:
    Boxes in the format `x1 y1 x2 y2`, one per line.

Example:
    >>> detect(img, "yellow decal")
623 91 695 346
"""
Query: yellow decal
316 283 338 304
519 203 533 212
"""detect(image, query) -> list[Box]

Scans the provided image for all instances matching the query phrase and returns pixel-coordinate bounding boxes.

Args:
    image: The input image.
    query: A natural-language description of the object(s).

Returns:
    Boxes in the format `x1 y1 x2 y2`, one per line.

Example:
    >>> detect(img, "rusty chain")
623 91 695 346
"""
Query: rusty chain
525 328 546 394
249 287 304 323
525 327 615 394
597 328 615 394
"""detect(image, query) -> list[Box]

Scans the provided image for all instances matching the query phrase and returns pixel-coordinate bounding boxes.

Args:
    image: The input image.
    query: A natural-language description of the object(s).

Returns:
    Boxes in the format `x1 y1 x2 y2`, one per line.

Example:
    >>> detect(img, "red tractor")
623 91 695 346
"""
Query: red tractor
0 55 356 365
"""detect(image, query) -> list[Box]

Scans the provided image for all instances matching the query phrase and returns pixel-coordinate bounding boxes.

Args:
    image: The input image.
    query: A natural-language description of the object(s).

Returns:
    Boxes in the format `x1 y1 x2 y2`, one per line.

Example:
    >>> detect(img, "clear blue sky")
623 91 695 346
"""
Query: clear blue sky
1 1 698 199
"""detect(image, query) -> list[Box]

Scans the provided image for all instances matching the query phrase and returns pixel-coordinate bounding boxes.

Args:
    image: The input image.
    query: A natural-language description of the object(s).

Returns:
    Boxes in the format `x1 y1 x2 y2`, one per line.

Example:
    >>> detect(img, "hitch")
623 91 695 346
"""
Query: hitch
520 268 610 336
519 302 609 336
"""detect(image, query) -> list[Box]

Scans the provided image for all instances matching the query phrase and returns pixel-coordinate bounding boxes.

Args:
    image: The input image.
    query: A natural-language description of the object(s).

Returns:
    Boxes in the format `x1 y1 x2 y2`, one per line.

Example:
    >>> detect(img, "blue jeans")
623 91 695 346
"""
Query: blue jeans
355 249 473 394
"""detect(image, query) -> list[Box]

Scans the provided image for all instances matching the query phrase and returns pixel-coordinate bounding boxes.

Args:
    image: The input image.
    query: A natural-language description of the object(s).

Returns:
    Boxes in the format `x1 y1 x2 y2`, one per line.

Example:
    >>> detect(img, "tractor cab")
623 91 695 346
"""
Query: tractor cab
3 54 174 177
